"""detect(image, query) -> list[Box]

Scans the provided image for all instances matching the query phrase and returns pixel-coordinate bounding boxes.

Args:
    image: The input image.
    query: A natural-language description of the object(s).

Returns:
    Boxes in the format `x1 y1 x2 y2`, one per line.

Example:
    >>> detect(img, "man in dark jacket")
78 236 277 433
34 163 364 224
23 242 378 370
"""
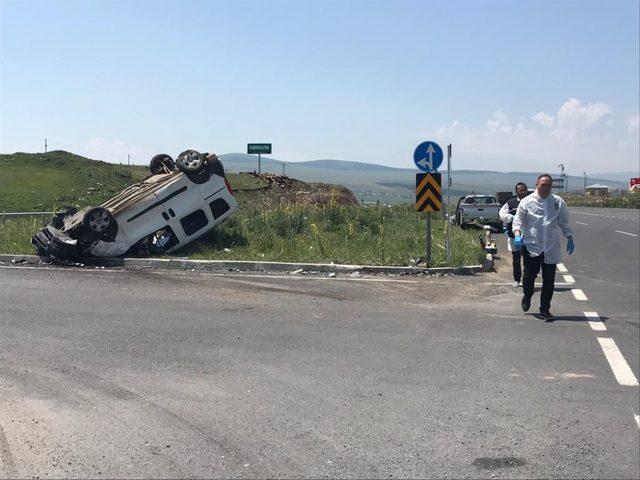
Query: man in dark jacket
499 182 529 286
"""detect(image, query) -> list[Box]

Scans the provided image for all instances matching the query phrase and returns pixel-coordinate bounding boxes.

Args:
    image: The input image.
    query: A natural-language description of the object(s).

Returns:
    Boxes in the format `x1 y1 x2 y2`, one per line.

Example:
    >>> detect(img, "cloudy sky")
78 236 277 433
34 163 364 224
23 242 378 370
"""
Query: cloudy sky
1 0 638 174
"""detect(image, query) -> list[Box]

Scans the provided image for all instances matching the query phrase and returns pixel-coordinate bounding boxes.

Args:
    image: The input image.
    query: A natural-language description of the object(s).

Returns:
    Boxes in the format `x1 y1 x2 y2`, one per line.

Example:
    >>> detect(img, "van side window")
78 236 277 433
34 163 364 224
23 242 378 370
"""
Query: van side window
180 209 208 236
210 198 230 219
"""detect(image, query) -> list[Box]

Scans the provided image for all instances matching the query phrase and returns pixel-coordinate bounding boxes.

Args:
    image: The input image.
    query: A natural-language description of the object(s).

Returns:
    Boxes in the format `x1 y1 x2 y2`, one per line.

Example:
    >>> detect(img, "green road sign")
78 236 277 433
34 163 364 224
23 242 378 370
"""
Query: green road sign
247 143 272 154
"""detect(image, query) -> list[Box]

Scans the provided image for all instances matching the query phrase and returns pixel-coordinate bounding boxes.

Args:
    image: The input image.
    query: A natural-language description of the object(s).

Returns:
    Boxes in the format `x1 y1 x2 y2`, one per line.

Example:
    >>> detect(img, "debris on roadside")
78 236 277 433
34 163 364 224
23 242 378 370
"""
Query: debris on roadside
239 171 359 208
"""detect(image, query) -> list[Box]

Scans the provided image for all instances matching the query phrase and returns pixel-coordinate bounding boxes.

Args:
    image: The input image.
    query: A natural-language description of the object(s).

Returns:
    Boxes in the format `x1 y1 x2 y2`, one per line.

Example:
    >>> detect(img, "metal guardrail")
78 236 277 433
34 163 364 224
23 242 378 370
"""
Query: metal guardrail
0 212 54 219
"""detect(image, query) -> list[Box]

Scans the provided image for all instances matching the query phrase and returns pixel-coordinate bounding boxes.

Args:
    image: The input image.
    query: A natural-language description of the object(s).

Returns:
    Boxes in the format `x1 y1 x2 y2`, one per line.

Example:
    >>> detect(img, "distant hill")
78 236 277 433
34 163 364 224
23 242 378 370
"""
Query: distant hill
1 150 633 210
219 153 631 203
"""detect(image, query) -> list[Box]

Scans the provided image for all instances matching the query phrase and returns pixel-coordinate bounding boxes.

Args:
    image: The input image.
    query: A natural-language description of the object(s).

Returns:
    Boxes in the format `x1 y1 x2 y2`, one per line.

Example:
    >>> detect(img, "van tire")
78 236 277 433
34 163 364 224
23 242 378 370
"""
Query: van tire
150 154 176 174
82 207 117 240
206 154 225 177
177 150 206 173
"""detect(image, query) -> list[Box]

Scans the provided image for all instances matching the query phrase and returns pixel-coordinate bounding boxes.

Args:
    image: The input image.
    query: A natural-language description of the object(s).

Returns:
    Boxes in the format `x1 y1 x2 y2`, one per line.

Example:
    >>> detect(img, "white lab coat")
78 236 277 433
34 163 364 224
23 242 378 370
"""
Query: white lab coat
512 191 573 264
499 201 517 252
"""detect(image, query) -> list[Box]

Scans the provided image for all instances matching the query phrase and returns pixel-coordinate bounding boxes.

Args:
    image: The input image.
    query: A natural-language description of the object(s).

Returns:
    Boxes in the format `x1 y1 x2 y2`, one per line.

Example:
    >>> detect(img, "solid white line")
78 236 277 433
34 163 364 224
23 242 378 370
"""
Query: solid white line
572 289 588 301
575 221 588 226
584 311 606 331
615 230 638 237
0 265 420 284
557 263 568 273
563 274 575 283
199 272 420 284
635 414 640 429
597 338 639 387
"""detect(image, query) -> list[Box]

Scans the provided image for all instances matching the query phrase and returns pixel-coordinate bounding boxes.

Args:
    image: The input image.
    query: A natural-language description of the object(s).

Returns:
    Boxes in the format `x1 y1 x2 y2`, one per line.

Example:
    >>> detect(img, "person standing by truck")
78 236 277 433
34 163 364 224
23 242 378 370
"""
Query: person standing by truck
512 174 575 321
499 182 529 287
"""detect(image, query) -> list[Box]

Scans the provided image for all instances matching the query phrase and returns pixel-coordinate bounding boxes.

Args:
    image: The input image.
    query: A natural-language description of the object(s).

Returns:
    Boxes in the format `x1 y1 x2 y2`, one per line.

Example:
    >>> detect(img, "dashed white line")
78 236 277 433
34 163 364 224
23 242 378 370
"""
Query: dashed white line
575 221 588 226
563 274 575 283
615 230 638 237
485 282 574 286
584 311 606 331
572 289 588 301
572 211 600 216
597 338 639 387
557 263 568 273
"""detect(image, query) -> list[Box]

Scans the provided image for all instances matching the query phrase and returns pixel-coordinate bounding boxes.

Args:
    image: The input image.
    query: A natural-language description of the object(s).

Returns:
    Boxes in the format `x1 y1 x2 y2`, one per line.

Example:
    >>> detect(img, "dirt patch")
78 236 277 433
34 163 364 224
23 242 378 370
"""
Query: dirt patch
238 172 359 208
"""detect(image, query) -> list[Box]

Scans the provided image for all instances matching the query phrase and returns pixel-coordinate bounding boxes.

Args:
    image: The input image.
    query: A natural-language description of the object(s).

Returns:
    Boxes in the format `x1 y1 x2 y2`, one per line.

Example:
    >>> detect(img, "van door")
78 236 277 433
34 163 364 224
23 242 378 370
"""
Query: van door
154 175 211 242
117 190 176 247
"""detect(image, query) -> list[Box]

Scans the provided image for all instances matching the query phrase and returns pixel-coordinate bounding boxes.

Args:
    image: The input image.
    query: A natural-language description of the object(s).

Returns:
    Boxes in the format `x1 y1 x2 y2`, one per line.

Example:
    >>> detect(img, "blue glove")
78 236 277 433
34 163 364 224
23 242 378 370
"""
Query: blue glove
513 235 523 251
567 237 575 255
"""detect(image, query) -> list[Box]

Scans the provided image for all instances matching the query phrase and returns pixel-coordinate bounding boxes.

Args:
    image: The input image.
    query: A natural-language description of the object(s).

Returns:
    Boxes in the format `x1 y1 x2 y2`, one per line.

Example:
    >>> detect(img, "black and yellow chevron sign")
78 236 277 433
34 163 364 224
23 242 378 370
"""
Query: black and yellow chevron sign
415 173 442 212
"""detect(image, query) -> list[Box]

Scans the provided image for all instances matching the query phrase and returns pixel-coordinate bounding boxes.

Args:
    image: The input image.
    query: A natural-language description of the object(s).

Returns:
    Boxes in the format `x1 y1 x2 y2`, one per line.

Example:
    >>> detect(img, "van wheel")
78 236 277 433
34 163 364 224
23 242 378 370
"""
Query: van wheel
150 154 175 174
83 207 116 239
206 153 225 177
177 150 205 173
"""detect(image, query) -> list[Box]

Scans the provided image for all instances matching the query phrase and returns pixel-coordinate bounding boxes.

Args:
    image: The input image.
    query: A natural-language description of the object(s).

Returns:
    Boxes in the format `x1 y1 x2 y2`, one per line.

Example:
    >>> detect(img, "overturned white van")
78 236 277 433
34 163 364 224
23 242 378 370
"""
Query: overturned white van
32 149 237 262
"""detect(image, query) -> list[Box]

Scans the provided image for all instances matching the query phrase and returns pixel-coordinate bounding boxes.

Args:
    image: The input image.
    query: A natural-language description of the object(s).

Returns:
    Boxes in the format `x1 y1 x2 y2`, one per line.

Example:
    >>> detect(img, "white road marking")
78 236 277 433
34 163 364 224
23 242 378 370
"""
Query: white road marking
563 275 575 283
0 265 421 284
597 337 639 387
197 272 421 284
615 230 638 237
572 289 588 301
635 414 640 429
484 282 573 286
584 311 606 331
572 211 601 216
575 221 588 226
557 263 568 273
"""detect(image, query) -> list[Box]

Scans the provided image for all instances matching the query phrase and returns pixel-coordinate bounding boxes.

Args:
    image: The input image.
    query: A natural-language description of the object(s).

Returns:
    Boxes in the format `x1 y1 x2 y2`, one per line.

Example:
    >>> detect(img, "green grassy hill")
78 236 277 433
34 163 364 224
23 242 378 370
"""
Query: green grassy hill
0 151 151 211
0 151 301 212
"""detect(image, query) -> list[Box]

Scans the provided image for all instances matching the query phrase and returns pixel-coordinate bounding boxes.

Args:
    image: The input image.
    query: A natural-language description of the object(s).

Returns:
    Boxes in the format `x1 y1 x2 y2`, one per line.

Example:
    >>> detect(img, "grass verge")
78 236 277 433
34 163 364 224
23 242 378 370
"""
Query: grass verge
0 204 485 267
562 192 640 209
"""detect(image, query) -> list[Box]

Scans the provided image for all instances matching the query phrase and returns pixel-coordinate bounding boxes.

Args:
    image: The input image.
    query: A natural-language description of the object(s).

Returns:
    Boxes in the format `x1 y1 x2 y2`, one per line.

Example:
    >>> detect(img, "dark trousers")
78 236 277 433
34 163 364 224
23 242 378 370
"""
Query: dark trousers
522 247 556 312
511 251 522 282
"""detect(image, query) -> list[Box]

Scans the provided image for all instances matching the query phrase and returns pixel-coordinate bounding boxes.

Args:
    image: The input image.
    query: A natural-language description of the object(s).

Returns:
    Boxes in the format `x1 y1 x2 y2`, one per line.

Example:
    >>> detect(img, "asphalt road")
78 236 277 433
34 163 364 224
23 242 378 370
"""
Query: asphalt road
0 206 638 479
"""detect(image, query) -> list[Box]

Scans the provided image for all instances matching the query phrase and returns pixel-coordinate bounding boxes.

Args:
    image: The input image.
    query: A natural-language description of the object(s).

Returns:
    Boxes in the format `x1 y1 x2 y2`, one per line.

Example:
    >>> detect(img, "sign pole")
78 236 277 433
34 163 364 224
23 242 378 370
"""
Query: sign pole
426 214 432 267
258 153 261 175
446 144 452 263
414 142 443 267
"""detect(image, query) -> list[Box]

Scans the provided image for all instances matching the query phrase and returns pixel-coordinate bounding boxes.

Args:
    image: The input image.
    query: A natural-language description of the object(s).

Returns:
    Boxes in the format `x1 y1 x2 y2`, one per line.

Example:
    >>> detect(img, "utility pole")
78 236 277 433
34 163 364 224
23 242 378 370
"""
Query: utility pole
282 163 285 176
446 144 452 264
128 154 130 166
558 163 566 192
583 172 587 194
44 138 47 153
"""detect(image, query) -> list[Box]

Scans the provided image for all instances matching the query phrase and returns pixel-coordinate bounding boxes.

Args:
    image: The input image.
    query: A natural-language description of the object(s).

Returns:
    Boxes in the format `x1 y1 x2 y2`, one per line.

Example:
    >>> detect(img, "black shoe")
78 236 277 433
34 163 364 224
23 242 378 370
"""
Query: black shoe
540 310 555 321
521 295 531 312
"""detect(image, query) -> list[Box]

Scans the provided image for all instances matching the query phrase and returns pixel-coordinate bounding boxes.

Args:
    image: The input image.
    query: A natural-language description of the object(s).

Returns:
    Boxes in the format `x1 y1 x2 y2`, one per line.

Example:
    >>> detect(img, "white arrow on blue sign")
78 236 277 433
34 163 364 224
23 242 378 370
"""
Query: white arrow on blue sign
413 141 443 172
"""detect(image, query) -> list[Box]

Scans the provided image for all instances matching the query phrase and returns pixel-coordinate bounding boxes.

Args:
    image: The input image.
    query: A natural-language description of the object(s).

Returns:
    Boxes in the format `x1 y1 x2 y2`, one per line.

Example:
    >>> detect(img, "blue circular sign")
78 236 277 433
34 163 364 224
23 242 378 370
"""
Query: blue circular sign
413 141 443 172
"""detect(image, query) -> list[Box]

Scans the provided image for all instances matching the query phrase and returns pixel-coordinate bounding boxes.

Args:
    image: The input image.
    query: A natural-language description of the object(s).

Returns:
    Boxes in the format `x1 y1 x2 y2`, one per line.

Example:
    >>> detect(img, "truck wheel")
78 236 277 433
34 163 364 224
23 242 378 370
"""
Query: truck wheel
83 207 116 240
150 154 175 174
177 149 205 173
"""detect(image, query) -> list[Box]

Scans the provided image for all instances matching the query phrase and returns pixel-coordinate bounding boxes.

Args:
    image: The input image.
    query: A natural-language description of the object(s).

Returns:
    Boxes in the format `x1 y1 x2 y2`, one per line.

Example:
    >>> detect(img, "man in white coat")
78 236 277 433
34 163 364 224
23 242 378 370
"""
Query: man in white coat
499 182 529 287
512 174 575 321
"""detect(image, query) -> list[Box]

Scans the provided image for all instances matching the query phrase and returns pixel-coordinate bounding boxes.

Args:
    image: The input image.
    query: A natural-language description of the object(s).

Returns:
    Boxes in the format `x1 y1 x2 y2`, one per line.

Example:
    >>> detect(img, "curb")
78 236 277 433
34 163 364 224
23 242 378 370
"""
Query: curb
0 253 495 276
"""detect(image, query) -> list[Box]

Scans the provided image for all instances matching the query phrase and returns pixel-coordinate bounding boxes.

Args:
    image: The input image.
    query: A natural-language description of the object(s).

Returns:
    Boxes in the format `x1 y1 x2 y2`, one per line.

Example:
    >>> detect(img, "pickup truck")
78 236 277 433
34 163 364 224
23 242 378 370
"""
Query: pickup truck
454 194 502 229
